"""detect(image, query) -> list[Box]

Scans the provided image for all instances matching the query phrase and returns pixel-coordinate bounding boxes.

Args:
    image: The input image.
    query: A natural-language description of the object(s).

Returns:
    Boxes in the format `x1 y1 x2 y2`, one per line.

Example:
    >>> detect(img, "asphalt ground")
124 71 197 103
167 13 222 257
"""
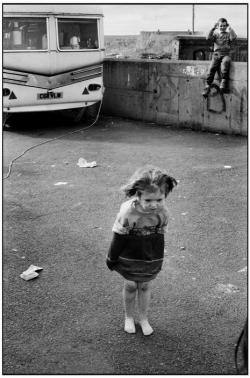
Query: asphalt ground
2 112 248 375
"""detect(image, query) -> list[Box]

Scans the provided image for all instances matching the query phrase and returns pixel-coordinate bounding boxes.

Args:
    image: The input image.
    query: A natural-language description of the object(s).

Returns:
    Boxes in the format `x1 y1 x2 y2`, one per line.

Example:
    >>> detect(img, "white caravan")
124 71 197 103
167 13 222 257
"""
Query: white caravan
3 4 105 122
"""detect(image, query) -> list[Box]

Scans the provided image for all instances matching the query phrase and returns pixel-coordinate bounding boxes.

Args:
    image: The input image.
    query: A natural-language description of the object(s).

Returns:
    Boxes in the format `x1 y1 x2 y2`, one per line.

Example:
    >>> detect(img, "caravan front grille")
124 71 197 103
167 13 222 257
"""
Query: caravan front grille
3 64 103 89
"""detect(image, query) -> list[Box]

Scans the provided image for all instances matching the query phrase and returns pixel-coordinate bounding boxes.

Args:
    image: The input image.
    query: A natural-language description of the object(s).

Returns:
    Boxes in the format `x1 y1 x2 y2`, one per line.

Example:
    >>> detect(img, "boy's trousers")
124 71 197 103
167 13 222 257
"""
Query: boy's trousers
206 52 232 85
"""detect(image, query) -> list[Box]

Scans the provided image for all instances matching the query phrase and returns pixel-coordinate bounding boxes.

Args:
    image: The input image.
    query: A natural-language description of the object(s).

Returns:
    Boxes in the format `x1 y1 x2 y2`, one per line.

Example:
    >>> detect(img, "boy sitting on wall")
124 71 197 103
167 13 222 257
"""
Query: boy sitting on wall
202 18 237 97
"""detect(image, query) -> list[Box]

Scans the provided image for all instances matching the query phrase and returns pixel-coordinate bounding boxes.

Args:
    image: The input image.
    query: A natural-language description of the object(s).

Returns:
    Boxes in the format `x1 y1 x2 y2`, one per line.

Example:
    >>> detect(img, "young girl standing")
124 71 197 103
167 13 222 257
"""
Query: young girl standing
106 165 177 335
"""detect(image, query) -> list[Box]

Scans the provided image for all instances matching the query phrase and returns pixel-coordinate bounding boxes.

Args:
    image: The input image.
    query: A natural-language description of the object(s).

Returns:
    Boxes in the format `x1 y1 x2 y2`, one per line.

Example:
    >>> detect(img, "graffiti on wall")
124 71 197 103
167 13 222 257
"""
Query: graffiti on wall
114 61 246 133
182 65 207 76
205 82 247 125
152 67 246 131
206 84 226 114
231 86 247 124
149 65 179 115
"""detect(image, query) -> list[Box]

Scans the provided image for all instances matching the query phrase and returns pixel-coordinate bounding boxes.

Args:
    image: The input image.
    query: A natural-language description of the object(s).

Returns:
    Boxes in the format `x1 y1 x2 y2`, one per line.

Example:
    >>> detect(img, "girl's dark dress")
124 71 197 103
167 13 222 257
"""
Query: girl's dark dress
107 198 169 282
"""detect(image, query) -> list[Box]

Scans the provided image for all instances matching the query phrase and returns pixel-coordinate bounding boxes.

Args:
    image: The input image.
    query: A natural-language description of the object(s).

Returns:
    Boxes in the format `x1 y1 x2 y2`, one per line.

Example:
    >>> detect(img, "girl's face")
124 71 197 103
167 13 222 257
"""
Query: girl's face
138 189 166 212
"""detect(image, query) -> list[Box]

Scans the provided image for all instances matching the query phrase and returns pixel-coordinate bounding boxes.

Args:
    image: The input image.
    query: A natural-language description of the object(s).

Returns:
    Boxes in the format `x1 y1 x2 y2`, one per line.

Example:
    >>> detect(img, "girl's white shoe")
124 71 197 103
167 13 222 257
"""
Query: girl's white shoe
139 319 154 336
124 318 136 334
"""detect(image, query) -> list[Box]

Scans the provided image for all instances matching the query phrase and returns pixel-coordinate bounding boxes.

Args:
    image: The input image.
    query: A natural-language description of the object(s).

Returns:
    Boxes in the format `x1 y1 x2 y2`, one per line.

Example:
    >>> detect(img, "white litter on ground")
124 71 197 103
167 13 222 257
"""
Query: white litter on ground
216 283 239 294
77 158 97 168
20 265 43 281
238 266 247 273
54 182 68 186
224 165 232 169
71 202 83 209
21 271 39 281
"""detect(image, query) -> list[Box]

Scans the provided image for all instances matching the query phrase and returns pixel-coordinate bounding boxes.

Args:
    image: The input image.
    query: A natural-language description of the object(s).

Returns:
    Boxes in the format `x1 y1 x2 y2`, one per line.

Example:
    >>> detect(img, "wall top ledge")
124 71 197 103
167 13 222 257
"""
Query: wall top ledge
104 57 247 67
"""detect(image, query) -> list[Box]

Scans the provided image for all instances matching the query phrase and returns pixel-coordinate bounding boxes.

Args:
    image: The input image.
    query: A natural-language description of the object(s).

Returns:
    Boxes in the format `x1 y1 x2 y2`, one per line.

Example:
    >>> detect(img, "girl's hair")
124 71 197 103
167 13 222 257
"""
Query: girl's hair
218 18 228 26
121 165 177 197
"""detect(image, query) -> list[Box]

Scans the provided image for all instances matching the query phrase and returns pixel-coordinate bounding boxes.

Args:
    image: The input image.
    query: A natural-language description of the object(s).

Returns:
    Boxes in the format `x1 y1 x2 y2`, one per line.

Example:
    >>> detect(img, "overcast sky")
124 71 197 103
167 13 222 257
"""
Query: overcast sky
1 0 247 37
102 3 248 37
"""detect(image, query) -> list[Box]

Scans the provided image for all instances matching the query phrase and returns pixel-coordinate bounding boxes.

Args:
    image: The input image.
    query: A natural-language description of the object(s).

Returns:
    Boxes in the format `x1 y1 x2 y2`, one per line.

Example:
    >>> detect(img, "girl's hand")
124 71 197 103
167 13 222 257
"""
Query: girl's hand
106 258 117 270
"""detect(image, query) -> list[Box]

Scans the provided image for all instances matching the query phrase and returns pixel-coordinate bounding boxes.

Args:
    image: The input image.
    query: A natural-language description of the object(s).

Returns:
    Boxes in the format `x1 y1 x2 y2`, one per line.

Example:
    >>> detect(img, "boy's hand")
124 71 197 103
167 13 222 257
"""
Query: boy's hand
213 22 219 29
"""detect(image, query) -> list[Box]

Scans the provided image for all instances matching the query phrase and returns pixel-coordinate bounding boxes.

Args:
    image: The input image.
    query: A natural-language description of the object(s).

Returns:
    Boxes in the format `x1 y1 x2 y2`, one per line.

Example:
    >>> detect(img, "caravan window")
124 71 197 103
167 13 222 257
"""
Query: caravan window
3 17 47 50
57 18 99 50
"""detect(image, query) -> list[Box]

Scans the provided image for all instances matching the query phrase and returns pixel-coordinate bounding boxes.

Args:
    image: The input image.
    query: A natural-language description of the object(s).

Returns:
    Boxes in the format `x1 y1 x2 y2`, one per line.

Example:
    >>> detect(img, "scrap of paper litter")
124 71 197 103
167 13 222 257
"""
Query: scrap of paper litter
77 158 97 168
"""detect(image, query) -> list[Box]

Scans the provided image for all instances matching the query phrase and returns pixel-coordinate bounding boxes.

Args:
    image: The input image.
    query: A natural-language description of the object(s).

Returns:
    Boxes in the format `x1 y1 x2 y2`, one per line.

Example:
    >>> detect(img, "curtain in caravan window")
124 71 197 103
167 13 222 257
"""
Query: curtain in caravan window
3 17 47 50
57 18 99 50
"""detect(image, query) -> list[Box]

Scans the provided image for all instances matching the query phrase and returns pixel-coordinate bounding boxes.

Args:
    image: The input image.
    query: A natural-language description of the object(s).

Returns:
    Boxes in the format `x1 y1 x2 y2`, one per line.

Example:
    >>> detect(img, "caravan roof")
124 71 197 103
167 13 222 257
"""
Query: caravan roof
3 4 103 16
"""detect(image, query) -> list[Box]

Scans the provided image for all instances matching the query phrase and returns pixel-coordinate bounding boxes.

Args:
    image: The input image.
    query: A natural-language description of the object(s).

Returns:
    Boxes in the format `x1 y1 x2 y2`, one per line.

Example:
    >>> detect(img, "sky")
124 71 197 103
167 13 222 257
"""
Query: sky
102 3 248 37
1 0 248 37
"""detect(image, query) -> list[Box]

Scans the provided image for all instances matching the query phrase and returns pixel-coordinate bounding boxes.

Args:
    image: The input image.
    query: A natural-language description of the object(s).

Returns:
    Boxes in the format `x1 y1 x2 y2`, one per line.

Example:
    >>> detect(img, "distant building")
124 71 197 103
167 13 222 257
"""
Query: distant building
105 31 247 62
137 31 247 62
172 35 247 62
105 35 138 57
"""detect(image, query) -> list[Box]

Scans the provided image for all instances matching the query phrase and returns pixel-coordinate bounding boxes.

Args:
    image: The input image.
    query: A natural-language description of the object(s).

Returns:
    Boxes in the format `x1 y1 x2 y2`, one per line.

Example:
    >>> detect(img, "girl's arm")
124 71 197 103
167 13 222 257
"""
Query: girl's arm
161 208 169 232
106 232 127 270
106 201 131 270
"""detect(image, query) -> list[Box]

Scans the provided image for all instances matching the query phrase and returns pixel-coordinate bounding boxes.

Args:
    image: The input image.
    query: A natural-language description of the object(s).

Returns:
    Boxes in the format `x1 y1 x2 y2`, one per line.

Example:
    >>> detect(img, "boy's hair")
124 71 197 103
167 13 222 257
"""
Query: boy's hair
121 165 177 197
218 18 228 26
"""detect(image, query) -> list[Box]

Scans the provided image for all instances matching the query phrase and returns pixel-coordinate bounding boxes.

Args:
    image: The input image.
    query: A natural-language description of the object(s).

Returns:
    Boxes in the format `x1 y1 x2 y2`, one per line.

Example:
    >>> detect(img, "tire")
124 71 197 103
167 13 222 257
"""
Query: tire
3 113 14 130
62 107 86 124
85 101 101 120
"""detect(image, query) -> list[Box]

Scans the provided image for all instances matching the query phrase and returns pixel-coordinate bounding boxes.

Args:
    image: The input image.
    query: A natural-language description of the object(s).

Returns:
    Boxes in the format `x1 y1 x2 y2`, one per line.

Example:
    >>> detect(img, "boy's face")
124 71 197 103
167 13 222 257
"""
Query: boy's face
138 189 166 212
219 22 228 32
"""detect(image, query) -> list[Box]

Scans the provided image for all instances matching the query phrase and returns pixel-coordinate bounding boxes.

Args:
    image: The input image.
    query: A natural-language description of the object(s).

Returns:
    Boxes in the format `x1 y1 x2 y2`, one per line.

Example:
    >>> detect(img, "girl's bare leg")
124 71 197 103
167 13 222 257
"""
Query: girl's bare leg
123 279 137 333
138 281 154 335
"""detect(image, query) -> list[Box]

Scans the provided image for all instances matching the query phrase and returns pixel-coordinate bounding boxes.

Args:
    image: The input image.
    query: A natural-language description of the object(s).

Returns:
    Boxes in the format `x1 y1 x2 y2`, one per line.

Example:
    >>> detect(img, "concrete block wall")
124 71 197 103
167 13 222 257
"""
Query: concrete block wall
102 59 247 136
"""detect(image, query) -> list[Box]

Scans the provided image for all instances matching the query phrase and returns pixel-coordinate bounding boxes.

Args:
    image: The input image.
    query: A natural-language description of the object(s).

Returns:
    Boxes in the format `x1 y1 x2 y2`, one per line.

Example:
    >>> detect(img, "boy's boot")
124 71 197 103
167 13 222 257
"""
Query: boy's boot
219 79 227 93
202 84 211 98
